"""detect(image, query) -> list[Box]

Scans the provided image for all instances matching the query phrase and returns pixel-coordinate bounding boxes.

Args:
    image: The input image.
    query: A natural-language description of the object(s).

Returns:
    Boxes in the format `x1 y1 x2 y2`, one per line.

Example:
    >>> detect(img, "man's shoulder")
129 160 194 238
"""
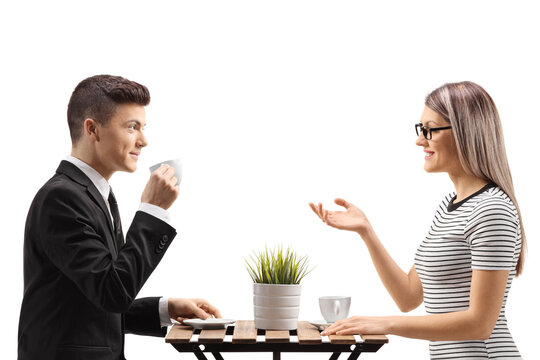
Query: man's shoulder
25 171 94 235
41 172 84 195
31 171 87 210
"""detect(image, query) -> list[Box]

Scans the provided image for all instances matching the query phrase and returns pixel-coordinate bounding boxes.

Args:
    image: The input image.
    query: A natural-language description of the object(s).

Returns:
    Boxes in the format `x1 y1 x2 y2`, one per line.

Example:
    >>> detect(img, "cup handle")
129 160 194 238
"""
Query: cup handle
334 301 340 317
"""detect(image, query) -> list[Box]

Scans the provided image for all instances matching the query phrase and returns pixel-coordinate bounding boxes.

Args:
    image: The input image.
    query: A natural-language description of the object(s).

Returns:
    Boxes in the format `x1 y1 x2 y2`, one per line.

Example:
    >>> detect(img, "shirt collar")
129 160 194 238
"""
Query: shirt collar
66 155 110 201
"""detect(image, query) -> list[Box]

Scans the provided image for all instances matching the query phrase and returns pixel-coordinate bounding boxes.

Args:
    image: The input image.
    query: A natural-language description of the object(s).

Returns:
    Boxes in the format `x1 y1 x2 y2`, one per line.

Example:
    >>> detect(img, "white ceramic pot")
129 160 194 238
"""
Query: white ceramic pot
253 283 301 330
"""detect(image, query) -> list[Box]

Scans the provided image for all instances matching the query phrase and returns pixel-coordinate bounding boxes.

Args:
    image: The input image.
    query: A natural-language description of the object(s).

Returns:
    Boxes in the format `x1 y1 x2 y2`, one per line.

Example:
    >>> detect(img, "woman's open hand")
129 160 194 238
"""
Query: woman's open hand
309 198 370 234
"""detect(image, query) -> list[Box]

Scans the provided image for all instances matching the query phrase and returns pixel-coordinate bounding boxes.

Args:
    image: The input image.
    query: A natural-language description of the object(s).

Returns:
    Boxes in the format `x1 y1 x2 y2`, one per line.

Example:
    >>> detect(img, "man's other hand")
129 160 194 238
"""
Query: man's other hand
141 164 179 210
168 298 223 323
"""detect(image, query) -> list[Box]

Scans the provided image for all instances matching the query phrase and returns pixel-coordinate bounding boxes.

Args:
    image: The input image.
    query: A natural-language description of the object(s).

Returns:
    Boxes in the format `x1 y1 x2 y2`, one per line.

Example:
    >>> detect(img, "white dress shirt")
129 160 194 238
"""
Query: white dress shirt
66 156 173 327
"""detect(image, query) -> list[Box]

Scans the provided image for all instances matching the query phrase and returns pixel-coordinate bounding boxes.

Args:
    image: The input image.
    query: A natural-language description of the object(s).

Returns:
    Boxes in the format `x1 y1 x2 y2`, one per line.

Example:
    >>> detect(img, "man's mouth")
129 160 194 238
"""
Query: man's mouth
424 151 434 159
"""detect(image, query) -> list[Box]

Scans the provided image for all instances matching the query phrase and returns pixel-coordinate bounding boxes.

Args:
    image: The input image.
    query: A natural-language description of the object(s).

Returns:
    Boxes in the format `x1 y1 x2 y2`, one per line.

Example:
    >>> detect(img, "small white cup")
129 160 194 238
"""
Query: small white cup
149 158 182 185
319 296 351 323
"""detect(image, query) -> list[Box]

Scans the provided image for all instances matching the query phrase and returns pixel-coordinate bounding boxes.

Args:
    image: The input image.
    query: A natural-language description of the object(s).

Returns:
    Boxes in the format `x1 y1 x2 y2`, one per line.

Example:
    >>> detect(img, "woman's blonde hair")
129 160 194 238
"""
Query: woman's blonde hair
425 81 526 276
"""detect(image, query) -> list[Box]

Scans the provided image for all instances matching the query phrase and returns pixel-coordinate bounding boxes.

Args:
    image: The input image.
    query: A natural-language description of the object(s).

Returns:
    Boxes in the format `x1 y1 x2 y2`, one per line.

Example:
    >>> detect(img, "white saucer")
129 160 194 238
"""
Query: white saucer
309 320 331 331
183 318 236 330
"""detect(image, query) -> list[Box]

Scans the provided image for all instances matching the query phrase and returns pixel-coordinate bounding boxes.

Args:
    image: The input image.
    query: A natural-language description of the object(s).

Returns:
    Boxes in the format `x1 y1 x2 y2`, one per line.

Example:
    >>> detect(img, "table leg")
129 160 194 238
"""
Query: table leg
347 347 362 360
329 352 341 360
192 345 209 360
212 352 225 360
273 351 281 360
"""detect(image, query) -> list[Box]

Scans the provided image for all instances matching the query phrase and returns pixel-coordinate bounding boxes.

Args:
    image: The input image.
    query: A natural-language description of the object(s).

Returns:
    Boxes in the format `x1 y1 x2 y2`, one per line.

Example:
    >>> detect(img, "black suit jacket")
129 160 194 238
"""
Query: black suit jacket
18 161 177 360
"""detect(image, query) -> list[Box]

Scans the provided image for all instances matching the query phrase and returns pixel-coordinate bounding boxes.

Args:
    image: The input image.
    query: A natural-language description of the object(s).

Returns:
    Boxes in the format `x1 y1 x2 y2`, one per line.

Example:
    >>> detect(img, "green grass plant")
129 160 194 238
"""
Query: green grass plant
245 245 314 284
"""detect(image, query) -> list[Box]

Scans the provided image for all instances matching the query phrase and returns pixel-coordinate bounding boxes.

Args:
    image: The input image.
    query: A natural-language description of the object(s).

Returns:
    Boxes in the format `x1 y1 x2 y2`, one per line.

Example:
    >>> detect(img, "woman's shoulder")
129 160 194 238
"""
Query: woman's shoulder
468 186 518 222
476 186 515 208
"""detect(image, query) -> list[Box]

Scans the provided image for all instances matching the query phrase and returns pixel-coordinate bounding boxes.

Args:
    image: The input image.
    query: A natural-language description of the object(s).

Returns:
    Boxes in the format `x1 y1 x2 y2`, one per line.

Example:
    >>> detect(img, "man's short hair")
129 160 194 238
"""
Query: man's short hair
67 75 150 144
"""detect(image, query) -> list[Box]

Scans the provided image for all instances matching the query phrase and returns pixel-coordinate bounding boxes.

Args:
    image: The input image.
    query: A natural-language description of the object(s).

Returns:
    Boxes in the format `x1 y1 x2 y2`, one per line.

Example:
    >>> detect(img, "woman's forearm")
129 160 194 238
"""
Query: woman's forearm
323 269 507 342
389 310 493 341
358 227 422 312
389 268 509 341
310 200 423 311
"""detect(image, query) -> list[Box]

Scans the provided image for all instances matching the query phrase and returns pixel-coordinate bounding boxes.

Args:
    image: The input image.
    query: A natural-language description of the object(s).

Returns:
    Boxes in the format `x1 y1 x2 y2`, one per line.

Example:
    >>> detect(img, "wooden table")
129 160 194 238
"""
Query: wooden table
166 320 388 360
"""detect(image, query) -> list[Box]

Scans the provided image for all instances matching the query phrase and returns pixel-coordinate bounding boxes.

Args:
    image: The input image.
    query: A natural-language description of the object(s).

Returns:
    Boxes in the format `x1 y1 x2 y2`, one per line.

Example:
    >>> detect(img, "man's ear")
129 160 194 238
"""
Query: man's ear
83 118 100 142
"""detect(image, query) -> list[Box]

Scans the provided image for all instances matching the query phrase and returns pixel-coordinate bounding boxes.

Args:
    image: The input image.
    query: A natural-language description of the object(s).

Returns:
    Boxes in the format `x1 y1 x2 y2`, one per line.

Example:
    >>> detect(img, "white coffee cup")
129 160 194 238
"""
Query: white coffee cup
319 296 351 323
149 158 182 185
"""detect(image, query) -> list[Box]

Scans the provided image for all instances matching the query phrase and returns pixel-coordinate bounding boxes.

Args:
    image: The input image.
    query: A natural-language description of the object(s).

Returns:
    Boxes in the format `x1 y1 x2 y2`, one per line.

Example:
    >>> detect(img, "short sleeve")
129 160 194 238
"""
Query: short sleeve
465 197 519 270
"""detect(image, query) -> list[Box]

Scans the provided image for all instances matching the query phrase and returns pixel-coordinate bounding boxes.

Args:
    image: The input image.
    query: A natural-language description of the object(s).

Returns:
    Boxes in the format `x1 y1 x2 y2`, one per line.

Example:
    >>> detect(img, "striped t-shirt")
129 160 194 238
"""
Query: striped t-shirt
414 184 522 359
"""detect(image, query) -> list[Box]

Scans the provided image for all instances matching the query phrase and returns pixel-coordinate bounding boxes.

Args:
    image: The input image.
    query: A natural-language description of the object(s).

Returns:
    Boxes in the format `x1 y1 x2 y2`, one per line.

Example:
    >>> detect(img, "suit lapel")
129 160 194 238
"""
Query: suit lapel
56 161 118 256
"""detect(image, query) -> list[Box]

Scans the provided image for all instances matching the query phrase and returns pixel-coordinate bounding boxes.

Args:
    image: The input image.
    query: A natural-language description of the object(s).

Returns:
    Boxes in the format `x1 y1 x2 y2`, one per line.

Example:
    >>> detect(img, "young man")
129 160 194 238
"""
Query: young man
18 75 221 360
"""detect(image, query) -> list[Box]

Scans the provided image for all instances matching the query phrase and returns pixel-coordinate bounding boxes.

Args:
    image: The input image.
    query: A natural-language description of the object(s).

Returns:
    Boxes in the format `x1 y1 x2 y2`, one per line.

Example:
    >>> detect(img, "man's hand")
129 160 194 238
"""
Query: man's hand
168 298 222 323
141 164 179 210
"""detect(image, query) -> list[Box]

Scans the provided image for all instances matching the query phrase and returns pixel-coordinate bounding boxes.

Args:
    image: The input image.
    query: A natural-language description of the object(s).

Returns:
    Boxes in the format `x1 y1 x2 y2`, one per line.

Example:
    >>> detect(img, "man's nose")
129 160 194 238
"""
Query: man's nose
138 131 148 148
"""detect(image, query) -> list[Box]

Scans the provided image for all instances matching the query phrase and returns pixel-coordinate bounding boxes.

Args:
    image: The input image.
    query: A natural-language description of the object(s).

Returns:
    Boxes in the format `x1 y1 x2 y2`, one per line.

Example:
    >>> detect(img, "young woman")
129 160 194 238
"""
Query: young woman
310 81 525 359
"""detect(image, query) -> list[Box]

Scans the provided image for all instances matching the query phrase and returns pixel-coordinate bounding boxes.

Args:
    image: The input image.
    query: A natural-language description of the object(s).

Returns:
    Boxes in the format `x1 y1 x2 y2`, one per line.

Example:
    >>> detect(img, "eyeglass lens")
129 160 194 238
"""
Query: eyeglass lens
415 124 431 139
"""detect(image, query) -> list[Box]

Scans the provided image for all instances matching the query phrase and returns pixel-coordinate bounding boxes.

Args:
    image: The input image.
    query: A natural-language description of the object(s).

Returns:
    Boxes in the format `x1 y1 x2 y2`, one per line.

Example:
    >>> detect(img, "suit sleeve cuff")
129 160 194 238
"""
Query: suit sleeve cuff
159 297 173 327
139 203 170 224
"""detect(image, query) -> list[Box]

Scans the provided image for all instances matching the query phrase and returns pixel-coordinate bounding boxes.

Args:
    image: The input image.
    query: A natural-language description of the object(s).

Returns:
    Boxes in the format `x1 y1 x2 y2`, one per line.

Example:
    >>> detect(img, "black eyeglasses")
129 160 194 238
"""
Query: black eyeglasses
415 123 452 140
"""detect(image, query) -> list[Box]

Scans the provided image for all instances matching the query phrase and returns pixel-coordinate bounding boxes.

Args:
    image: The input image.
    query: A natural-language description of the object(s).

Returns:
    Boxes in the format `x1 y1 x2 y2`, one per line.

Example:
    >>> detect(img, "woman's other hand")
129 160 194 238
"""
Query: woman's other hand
321 316 391 336
309 198 371 234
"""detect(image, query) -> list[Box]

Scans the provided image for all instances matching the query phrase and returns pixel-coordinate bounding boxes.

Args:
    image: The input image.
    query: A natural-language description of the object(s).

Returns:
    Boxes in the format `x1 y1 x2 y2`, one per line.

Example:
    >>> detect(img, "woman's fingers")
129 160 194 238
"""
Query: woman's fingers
322 213 341 229
334 198 352 209
309 202 329 223
309 202 322 219
322 324 344 336
321 318 344 335
322 319 359 336
309 202 342 227
336 327 360 335
308 202 318 217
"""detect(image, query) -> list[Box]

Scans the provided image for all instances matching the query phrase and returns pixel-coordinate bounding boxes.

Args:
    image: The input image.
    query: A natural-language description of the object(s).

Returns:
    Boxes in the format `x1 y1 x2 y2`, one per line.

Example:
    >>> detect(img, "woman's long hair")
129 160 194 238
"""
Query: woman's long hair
425 81 526 276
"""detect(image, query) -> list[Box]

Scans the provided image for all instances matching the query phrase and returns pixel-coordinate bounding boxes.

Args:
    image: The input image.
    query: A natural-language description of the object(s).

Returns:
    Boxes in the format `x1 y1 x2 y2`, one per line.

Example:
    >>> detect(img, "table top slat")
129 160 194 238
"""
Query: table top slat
232 320 257 344
361 334 389 344
296 321 322 344
265 330 290 343
198 329 227 343
328 334 356 345
165 324 194 344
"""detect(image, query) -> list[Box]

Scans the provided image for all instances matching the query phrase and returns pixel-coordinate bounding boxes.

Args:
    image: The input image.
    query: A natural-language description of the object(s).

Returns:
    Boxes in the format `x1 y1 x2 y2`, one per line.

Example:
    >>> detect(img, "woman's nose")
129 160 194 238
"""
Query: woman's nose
415 133 427 147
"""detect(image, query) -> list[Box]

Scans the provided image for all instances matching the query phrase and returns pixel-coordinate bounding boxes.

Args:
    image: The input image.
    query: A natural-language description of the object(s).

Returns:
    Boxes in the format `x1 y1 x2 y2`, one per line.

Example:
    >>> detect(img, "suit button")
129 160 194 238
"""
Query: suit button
159 239 166 246
158 243 165 250
162 235 168 242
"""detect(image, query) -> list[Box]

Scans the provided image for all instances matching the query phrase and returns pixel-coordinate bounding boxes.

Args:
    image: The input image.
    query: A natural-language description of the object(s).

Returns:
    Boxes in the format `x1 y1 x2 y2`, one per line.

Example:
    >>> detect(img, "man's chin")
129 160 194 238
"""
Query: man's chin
121 164 138 173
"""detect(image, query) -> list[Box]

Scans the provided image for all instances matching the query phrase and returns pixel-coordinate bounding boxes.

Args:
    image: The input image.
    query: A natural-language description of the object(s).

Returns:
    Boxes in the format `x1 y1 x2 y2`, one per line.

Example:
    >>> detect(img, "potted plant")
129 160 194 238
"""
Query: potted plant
245 245 313 330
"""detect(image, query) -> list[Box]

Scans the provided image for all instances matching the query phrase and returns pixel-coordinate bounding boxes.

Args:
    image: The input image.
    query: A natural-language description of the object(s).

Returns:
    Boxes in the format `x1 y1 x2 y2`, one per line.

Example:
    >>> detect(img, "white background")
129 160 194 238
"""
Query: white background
1 1 539 359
